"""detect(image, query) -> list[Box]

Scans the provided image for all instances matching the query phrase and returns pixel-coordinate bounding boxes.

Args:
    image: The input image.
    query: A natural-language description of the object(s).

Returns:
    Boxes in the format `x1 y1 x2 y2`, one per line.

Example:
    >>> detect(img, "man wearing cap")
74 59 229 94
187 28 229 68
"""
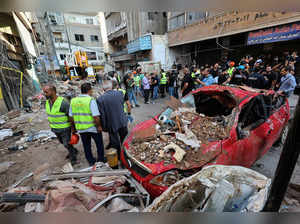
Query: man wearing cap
69 83 104 166
43 84 78 165
227 61 236 78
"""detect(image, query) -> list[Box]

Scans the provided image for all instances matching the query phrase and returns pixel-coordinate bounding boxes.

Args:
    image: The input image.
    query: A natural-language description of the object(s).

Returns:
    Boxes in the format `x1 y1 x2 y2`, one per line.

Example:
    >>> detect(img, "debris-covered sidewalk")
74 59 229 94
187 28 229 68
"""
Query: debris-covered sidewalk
0 162 150 212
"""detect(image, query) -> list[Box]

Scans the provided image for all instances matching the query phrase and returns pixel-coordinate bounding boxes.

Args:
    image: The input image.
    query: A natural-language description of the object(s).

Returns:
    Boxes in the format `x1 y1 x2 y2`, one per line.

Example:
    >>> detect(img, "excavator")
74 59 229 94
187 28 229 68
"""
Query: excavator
64 51 96 80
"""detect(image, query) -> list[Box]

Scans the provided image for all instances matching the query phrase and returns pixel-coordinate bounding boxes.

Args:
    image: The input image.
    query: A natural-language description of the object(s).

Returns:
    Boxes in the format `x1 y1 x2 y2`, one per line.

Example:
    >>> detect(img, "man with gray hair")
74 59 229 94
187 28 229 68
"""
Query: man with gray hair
97 80 129 158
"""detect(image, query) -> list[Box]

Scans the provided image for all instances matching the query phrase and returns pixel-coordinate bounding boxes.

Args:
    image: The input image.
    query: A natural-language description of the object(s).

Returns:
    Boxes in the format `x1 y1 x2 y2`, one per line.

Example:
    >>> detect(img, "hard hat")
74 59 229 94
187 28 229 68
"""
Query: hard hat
229 61 235 67
70 133 79 145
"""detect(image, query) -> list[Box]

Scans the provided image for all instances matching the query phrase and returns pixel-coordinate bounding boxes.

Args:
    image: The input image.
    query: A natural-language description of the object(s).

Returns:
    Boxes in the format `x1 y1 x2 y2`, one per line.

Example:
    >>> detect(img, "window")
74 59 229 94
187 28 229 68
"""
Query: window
53 32 63 42
86 52 97 60
75 34 84 41
90 35 99 42
86 18 94 25
49 15 57 24
148 12 155 20
60 54 66 60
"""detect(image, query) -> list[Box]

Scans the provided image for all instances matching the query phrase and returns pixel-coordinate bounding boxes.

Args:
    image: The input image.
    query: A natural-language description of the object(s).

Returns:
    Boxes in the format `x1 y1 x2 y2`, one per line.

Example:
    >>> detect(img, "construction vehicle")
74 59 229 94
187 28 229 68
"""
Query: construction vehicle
64 51 96 80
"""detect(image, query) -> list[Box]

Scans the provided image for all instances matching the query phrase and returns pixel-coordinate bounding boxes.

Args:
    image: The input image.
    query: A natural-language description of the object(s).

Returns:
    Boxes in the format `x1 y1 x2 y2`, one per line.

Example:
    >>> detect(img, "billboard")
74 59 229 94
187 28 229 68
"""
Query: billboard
247 22 300 45
127 34 152 54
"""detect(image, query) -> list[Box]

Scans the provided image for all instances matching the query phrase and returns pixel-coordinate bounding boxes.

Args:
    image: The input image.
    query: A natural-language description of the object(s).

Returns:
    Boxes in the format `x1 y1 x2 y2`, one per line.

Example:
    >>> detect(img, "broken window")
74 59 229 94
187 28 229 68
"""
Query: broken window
193 91 237 117
238 94 286 131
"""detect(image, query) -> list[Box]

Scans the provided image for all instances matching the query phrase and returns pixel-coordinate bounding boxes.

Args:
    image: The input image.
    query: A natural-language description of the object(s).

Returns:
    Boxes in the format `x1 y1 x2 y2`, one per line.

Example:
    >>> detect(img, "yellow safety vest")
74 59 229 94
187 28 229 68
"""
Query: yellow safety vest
227 67 235 77
160 73 167 85
70 96 95 130
46 96 70 129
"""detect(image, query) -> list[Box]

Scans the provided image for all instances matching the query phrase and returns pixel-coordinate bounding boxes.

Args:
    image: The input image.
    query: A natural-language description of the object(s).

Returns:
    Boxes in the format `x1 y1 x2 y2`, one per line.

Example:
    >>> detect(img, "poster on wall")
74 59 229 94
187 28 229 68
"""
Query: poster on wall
247 22 300 45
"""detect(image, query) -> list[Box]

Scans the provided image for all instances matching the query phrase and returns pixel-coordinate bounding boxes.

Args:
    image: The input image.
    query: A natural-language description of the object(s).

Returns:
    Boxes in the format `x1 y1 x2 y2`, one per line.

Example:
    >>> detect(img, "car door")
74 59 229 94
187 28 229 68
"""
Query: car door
234 95 273 167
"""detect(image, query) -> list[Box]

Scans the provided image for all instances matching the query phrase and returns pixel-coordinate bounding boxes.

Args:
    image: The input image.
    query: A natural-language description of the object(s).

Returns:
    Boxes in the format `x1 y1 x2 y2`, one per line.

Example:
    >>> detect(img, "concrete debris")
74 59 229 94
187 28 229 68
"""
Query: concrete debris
164 143 186 163
175 126 200 149
145 165 271 212
61 162 74 173
129 105 230 167
0 129 13 141
24 202 44 213
0 162 149 212
0 161 15 174
107 198 134 212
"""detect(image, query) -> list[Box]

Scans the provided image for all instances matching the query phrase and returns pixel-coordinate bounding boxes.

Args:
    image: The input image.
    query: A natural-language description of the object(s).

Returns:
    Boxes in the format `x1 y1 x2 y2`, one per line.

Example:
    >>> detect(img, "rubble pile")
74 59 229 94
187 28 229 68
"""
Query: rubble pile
0 162 150 212
129 106 232 168
145 165 271 212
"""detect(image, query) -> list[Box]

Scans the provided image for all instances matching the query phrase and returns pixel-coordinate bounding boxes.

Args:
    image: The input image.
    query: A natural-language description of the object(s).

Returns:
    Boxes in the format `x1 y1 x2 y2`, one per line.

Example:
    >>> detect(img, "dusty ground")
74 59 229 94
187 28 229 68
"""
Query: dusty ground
0 94 168 191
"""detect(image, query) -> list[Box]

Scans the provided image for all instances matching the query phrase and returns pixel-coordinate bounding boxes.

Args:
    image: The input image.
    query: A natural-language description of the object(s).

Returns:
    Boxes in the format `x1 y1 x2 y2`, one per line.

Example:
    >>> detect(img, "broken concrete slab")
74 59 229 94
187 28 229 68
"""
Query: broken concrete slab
0 129 13 141
164 143 186 163
145 165 271 212
0 161 15 174
107 198 134 212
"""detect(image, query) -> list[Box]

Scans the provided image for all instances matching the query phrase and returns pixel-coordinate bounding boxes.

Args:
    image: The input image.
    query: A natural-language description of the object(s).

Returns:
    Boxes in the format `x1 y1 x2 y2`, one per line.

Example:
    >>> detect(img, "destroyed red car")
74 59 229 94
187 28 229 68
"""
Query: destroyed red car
121 85 290 197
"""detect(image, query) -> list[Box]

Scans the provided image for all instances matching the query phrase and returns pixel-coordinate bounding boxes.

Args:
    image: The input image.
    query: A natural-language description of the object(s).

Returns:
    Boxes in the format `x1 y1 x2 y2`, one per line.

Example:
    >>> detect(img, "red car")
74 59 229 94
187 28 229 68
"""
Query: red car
121 85 290 198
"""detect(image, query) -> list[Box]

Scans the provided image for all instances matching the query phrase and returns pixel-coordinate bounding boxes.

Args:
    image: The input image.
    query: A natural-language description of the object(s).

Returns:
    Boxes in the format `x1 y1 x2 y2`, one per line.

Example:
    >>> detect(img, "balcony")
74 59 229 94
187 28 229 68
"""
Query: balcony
107 23 127 41
110 49 128 57
54 41 69 49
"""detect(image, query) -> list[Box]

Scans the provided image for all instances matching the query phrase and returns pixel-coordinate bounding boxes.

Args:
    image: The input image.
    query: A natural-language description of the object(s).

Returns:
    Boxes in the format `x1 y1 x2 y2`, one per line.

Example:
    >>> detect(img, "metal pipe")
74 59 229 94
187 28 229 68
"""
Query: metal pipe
89 193 144 212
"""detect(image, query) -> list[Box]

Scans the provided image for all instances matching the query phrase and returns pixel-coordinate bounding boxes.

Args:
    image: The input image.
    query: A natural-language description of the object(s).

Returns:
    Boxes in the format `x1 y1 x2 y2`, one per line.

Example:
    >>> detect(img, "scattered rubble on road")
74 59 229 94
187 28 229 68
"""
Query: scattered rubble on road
145 165 271 212
0 162 150 212
129 100 232 171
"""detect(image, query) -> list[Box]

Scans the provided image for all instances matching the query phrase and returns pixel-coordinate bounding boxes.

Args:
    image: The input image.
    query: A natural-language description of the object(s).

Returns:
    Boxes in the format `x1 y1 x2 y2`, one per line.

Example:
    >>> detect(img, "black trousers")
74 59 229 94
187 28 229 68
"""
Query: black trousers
54 128 77 161
108 126 128 157
80 132 104 166
160 84 166 97
144 89 150 103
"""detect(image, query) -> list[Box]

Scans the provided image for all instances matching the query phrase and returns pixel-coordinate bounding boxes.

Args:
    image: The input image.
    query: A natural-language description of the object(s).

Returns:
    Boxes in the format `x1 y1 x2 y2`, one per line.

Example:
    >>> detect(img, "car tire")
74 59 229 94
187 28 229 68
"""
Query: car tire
273 125 289 147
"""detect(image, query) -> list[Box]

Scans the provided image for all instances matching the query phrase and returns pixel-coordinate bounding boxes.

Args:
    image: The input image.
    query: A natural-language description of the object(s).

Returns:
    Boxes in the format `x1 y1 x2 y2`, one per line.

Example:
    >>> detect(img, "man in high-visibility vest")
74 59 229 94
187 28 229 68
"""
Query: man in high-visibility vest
133 72 141 97
43 84 78 165
159 69 167 98
227 61 236 78
69 83 104 166
97 80 131 158
191 66 201 89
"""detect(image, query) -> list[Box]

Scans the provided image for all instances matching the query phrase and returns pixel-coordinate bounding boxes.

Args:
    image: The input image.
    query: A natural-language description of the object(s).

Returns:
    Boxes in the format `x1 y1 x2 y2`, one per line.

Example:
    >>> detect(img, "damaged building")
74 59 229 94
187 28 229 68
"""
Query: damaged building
0 12 41 115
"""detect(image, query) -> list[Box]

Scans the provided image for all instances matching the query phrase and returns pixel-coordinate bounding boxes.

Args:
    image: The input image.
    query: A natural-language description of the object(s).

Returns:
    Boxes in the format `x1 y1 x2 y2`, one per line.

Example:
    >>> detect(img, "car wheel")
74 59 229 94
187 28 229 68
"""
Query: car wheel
273 125 289 147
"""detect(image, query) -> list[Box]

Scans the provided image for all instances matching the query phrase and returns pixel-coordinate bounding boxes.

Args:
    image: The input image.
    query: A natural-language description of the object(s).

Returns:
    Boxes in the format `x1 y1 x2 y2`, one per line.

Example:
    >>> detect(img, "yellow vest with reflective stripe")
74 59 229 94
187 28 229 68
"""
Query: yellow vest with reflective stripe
227 67 235 77
70 96 95 130
46 97 70 129
133 75 140 87
160 73 167 84
118 88 128 113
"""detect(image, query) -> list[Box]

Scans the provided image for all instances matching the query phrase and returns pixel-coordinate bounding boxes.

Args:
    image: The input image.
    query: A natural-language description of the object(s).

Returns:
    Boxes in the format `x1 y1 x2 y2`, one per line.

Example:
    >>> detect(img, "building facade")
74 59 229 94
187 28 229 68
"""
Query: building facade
33 12 105 75
103 12 168 75
167 11 300 68
0 12 40 114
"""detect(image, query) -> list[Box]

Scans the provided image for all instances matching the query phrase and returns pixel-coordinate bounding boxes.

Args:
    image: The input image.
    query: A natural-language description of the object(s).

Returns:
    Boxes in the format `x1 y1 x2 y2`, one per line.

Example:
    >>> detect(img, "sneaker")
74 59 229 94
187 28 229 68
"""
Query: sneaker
145 102 150 104
70 158 78 166
136 104 140 107
131 105 135 108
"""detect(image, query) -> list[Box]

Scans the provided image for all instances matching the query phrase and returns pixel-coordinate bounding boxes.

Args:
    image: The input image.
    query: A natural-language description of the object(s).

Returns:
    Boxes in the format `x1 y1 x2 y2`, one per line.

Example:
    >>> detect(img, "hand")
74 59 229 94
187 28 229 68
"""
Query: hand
71 128 77 134
97 126 102 133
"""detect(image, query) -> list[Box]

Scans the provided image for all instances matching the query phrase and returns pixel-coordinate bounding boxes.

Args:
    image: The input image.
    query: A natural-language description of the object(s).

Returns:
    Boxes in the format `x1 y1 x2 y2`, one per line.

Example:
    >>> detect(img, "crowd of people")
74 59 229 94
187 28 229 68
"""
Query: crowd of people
43 50 299 166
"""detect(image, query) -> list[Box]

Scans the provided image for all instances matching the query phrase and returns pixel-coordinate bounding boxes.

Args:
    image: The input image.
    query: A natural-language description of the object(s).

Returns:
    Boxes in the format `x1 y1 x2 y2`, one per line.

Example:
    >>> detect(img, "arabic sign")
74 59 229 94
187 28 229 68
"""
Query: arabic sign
127 35 152 54
247 22 300 45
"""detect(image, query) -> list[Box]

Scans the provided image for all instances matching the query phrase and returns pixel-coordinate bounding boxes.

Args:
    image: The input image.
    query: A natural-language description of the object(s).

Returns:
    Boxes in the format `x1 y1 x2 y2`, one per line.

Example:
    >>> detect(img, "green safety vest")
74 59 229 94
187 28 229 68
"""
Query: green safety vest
118 88 128 113
133 75 140 87
70 96 95 130
117 74 121 83
46 97 71 129
227 67 235 77
191 72 199 85
160 73 167 85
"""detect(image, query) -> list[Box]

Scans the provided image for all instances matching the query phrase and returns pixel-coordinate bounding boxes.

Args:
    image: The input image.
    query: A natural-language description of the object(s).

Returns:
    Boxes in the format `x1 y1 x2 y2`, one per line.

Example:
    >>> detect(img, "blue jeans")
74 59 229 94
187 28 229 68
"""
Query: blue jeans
134 86 139 95
128 89 138 106
169 87 175 97
153 86 158 99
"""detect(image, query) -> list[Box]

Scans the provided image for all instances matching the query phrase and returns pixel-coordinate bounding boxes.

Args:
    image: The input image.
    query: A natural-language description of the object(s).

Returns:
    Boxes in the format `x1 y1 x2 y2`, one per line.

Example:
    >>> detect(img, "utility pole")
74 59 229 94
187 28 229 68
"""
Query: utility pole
263 96 300 211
